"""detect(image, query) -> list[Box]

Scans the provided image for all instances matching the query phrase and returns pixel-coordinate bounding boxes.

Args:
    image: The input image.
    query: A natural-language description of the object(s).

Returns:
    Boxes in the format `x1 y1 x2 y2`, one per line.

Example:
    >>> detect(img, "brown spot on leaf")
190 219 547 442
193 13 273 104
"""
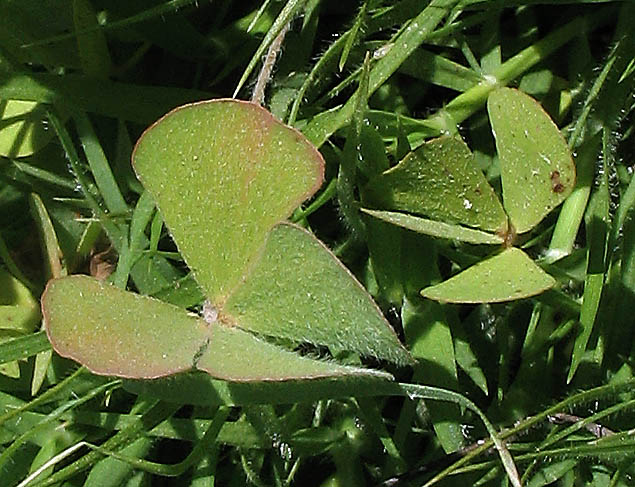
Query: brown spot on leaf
551 170 565 193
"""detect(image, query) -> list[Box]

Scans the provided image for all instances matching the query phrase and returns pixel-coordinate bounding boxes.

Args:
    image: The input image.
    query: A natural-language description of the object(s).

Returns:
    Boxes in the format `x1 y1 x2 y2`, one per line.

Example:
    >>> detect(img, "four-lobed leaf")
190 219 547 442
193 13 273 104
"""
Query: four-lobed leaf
363 88 576 303
43 99 411 382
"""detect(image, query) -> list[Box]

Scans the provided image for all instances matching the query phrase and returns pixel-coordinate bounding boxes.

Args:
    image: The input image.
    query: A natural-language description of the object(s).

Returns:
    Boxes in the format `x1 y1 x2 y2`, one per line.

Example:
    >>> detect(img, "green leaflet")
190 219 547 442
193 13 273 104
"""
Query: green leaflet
0 267 41 377
43 99 411 381
421 248 555 304
43 276 208 379
224 223 411 365
361 209 504 245
364 136 508 234
488 88 575 234
0 268 40 334
0 100 53 157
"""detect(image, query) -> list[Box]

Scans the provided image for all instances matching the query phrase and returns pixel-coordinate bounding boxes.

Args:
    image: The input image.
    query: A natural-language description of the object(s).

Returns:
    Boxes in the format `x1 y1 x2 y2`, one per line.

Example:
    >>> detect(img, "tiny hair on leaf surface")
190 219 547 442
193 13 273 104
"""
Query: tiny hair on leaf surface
42 99 411 382
363 88 576 303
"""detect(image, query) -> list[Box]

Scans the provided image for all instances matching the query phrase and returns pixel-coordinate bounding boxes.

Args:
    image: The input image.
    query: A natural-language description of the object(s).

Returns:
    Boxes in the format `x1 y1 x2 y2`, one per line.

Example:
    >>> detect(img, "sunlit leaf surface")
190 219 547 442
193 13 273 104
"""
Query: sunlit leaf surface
421 248 556 303
488 88 575 233
364 136 508 234
0 100 52 157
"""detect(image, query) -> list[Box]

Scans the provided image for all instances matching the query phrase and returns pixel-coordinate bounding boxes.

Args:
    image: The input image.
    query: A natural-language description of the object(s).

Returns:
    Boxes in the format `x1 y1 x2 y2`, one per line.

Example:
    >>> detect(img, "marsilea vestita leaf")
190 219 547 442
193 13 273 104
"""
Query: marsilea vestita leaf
43 99 411 381
362 88 576 303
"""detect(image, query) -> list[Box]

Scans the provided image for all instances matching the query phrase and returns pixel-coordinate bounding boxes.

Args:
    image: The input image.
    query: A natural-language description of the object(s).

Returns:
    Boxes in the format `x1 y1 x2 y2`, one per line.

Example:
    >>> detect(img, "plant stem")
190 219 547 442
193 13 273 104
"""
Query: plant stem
251 23 290 106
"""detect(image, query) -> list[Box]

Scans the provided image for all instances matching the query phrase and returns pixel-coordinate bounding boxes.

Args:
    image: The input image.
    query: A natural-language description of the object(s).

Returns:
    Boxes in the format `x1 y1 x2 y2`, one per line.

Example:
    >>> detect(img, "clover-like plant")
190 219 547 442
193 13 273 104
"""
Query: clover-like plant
42 99 412 381
362 88 576 303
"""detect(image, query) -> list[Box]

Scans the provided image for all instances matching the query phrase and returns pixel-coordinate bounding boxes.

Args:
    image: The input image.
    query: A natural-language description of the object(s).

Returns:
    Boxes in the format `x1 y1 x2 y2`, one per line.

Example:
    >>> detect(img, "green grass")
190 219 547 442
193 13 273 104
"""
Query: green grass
1 1 635 486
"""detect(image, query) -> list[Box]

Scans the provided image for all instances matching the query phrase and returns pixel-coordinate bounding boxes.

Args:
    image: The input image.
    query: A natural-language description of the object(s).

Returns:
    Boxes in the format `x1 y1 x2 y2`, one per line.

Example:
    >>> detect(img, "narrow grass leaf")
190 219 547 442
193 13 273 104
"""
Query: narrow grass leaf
74 112 128 215
29 193 66 279
10 160 77 191
84 437 152 487
0 267 40 336
453 322 489 395
287 29 349 125
338 53 371 242
123 374 399 407
567 133 610 383
403 299 464 453
0 266 41 378
412 16 590 148
247 0 274 33
0 331 50 365
128 191 156 254
84 407 229 480
546 134 600 262
0 73 209 123
338 1 367 72
23 400 181 487
526 460 578 487
111 191 156 289
622 204 635 295
0 379 118 481
233 0 305 97
303 0 455 147
367 110 440 146
401 383 521 487
72 0 112 78
399 49 482 92
27 194 62 393
20 0 202 51
357 397 406 472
